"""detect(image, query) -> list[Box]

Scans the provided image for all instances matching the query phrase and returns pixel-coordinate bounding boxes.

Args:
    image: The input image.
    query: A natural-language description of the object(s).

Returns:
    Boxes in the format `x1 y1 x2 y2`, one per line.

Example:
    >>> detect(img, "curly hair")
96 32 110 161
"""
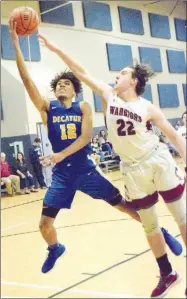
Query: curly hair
50 71 83 95
131 61 155 95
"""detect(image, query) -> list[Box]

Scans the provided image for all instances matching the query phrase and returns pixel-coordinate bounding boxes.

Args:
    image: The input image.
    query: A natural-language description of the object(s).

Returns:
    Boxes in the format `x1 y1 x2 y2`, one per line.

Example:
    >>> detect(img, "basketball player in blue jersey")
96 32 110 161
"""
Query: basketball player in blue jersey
9 20 183 281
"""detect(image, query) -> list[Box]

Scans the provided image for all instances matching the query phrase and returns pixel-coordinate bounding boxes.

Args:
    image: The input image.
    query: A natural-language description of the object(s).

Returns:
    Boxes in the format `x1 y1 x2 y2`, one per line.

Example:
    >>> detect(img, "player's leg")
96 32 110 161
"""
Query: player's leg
138 205 180 298
77 167 141 221
77 167 181 256
157 152 186 248
39 205 60 245
40 185 75 273
114 198 141 222
166 199 186 246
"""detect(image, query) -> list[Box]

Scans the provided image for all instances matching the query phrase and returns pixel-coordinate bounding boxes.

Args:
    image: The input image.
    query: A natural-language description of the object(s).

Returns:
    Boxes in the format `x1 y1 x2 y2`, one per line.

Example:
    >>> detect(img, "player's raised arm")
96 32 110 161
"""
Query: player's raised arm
38 34 112 110
148 104 186 163
9 19 49 113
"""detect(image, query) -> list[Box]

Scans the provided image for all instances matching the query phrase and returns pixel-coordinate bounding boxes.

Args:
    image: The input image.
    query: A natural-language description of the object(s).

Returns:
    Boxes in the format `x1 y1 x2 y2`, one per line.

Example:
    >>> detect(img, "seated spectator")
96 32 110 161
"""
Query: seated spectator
1 152 20 196
91 137 105 165
94 134 99 142
16 152 38 194
98 130 113 154
175 120 182 131
159 134 179 156
177 111 186 140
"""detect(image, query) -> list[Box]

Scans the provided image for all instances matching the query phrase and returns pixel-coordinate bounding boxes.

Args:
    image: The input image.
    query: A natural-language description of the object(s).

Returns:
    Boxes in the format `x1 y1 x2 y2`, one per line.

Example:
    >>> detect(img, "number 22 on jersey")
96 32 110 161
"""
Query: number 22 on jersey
117 119 136 136
60 123 77 140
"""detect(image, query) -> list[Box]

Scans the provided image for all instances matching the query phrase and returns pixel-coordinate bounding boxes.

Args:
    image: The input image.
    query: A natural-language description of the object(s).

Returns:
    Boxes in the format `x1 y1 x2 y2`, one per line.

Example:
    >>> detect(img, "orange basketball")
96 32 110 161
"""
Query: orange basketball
10 7 39 37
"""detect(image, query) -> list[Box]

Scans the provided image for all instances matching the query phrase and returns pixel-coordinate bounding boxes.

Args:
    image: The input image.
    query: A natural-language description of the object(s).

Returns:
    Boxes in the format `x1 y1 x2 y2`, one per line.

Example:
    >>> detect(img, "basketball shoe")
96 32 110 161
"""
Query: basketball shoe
42 243 66 273
151 270 180 297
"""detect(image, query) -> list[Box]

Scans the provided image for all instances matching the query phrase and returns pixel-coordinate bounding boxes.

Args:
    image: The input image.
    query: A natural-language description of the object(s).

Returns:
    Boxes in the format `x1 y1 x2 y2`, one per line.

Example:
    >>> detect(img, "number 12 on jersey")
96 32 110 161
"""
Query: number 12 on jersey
60 123 77 140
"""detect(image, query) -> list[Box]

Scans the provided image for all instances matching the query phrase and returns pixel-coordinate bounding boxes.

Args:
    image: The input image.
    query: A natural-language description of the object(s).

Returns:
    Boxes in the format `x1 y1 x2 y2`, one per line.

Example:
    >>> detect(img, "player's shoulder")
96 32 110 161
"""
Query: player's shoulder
139 96 152 106
48 99 60 110
80 101 92 112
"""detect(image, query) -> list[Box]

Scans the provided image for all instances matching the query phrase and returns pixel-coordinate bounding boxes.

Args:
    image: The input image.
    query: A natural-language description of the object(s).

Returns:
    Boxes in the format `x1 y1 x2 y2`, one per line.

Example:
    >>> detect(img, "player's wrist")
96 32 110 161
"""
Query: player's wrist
48 43 58 52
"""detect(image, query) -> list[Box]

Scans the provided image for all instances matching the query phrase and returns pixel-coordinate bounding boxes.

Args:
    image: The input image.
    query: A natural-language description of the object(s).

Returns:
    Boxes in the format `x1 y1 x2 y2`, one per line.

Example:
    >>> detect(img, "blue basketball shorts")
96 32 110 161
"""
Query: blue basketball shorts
43 167 122 210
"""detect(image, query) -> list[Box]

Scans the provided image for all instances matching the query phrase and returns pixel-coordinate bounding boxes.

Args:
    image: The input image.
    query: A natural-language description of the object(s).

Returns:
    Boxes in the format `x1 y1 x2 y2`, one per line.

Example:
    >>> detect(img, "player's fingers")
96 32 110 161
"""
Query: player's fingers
13 21 17 30
9 18 13 28
39 155 50 161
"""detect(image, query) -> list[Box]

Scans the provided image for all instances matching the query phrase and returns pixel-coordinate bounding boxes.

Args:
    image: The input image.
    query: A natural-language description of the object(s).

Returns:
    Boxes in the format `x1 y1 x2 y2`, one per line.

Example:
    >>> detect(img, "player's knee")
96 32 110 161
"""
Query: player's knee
39 218 53 233
167 200 186 227
174 212 186 227
142 221 161 236
108 191 123 206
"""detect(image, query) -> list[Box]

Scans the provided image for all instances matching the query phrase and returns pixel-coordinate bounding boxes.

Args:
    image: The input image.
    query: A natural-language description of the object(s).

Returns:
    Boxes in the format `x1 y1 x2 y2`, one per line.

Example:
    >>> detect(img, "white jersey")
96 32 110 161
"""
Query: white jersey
106 93 159 163
177 126 186 139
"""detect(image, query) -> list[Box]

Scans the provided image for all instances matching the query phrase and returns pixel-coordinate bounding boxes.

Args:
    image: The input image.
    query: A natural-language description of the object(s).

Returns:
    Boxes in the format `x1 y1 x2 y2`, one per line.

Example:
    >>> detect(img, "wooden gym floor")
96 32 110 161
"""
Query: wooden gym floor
1 163 186 298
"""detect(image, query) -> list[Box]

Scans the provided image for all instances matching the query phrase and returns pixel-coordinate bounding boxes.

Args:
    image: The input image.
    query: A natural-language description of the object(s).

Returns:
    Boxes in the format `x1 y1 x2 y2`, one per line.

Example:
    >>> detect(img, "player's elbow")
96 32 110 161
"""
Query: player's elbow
81 133 92 145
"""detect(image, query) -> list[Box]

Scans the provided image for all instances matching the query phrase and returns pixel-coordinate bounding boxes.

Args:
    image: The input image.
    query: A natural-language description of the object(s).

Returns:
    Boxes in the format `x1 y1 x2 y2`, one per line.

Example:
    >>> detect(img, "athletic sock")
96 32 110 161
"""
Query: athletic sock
156 253 172 277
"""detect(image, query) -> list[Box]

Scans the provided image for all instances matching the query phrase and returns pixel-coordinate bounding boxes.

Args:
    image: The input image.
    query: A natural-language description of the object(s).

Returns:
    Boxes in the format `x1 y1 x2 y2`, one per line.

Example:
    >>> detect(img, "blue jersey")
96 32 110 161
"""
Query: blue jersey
47 100 95 174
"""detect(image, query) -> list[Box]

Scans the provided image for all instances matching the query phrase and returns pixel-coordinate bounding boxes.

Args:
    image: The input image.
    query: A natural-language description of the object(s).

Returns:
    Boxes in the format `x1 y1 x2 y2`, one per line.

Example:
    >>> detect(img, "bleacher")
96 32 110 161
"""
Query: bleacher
99 151 120 173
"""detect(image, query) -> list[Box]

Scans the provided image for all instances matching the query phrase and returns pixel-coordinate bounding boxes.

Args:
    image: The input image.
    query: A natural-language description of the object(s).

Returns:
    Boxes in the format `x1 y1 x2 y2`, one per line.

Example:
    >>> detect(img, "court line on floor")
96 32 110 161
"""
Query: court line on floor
1 198 43 211
1 215 172 238
71 289 144 298
46 233 180 298
47 248 151 298
1 282 143 298
1 221 36 232
1 280 62 291
2 234 181 298
1 218 131 238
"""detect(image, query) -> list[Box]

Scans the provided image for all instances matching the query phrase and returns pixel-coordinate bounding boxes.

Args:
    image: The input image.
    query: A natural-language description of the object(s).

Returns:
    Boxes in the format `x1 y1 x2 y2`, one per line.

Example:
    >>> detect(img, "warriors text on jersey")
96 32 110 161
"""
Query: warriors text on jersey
106 93 159 163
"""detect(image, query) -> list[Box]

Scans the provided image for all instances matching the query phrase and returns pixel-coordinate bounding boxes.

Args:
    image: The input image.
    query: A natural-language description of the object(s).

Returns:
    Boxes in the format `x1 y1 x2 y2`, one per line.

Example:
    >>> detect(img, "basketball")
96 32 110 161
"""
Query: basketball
10 7 39 36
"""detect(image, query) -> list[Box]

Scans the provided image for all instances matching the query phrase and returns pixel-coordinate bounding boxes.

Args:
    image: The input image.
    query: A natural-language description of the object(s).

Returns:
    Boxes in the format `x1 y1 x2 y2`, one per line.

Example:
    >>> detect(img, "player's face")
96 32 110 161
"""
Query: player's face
55 79 75 100
114 67 137 93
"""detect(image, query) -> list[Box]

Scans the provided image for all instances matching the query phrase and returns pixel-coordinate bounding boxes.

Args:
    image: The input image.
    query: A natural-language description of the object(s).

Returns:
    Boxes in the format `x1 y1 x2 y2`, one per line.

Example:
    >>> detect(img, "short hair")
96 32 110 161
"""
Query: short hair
34 137 41 143
50 71 83 95
182 111 187 118
130 61 155 96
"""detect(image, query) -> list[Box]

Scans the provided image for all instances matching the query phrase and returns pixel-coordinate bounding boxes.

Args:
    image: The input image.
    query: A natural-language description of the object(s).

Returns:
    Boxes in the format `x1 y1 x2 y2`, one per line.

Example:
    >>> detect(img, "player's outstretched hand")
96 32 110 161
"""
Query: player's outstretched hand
9 18 19 43
40 152 65 166
38 33 58 52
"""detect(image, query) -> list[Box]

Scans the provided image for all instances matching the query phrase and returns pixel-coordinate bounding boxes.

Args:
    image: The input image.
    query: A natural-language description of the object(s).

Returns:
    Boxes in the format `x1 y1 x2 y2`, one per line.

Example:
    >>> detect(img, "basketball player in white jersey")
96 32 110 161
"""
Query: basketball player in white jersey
38 34 186 298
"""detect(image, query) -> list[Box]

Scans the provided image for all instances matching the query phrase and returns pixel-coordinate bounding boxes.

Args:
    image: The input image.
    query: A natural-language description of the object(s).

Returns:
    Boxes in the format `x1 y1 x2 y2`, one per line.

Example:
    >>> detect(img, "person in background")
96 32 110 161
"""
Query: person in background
90 137 105 165
177 111 186 140
98 130 113 154
1 152 20 196
29 138 46 189
16 152 38 194
175 120 182 131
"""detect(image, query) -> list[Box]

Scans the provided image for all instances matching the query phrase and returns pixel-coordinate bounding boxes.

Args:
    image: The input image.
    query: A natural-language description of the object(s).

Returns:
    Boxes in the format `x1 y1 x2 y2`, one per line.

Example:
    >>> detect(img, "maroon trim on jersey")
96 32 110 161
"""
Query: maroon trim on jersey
125 192 158 210
159 183 185 203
